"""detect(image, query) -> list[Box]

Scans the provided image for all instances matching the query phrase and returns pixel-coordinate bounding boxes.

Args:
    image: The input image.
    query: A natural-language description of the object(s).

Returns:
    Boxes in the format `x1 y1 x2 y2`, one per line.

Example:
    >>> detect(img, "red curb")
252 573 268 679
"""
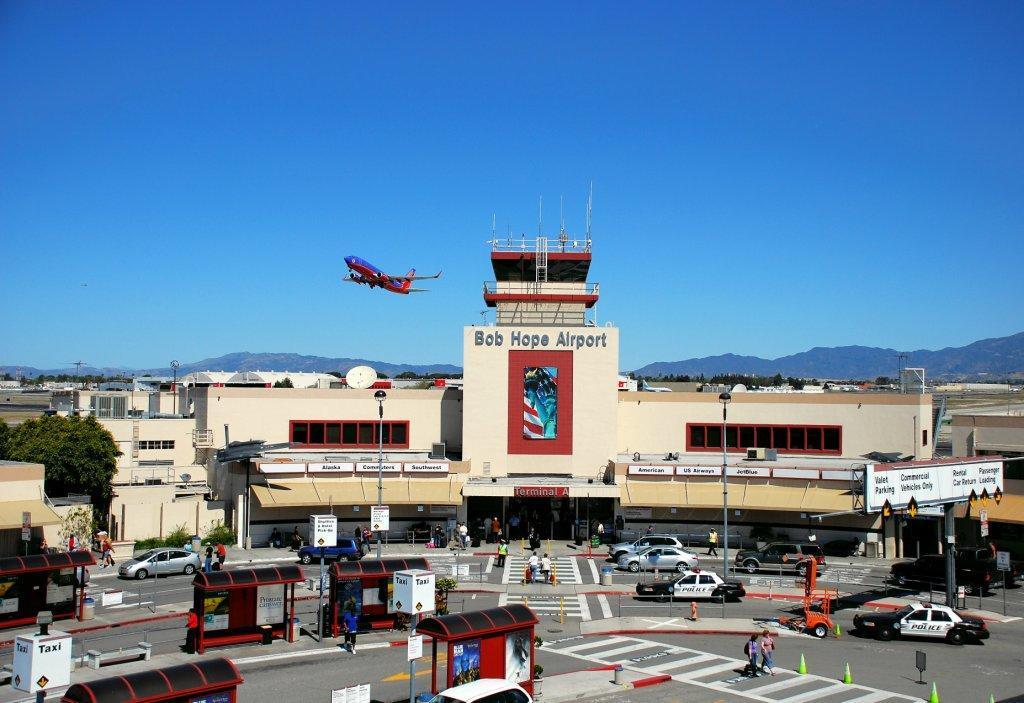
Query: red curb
630 674 672 689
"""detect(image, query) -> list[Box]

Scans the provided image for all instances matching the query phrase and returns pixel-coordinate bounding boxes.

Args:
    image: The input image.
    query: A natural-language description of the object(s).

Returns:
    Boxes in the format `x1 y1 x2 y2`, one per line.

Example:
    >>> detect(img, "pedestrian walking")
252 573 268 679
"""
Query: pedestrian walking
215 543 226 568
185 608 199 654
102 537 115 568
760 630 776 675
291 526 302 551
459 522 469 549
497 539 508 567
707 529 719 557
343 608 358 653
528 551 540 583
203 545 213 573
540 553 552 583
743 635 760 677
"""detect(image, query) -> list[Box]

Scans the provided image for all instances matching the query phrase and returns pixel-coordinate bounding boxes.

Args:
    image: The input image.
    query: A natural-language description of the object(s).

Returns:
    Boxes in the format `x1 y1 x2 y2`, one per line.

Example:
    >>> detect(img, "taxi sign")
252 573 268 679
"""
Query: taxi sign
12 632 72 693
393 569 434 616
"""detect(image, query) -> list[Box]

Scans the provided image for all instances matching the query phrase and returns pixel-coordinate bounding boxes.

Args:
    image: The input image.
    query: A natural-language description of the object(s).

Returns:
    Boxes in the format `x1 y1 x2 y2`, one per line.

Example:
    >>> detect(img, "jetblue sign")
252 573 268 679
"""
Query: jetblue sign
474 330 609 350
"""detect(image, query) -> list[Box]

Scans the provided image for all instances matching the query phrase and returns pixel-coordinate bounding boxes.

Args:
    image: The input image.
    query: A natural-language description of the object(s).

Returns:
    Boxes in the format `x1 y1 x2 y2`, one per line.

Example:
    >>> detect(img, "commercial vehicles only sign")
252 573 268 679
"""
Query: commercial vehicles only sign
864 458 1003 513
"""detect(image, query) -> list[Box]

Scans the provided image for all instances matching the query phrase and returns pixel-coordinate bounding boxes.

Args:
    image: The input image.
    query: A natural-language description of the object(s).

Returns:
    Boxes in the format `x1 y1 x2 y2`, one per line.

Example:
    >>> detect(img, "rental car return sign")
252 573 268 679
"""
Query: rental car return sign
864 457 1003 513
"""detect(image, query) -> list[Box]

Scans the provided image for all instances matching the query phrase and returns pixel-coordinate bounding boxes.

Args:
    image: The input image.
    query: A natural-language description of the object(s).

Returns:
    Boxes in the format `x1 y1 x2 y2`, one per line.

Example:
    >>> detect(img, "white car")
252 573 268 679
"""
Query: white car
852 603 989 645
428 679 532 703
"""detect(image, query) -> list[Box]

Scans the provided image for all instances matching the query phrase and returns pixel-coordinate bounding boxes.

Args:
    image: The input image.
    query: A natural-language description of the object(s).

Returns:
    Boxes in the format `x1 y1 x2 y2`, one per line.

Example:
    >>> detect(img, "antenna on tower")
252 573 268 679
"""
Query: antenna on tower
559 195 565 233
491 214 496 240
585 181 593 247
537 196 543 236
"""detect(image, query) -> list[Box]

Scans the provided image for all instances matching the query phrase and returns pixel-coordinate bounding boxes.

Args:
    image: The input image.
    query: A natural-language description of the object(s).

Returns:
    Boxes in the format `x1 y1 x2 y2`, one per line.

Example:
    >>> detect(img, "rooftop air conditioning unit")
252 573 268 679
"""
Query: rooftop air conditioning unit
430 443 446 460
747 448 766 460
765 449 778 461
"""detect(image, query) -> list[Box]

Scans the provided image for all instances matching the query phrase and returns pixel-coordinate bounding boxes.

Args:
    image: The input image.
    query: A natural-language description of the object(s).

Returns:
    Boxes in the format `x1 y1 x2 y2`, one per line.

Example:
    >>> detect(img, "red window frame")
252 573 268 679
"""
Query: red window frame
685 422 842 455
289 420 411 449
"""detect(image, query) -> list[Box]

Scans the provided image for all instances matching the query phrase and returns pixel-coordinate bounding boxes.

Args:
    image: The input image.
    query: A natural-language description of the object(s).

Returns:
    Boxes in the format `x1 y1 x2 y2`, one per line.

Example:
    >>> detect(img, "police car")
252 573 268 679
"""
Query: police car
852 603 989 645
634 569 746 602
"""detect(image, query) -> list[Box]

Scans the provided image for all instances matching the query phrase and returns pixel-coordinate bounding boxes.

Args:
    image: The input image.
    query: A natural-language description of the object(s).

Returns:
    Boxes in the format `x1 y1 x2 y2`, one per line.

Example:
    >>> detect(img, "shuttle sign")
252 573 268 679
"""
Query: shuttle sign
865 459 1003 513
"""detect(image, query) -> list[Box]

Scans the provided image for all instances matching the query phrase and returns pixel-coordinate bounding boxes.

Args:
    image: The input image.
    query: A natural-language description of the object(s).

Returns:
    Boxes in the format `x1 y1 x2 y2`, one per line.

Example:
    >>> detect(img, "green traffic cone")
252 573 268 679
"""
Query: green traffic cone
927 682 939 703
988 696 995 703
834 622 842 638
842 662 852 685
797 653 807 675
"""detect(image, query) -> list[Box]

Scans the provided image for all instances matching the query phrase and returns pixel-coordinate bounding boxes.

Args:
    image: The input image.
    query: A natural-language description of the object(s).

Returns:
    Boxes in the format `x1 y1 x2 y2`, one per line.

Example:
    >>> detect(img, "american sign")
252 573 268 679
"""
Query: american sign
864 458 1003 513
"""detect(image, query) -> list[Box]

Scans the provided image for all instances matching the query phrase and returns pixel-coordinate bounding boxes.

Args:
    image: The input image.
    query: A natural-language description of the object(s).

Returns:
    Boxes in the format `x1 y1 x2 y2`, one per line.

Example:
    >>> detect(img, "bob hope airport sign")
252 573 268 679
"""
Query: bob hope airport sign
865 458 1003 513
474 330 609 350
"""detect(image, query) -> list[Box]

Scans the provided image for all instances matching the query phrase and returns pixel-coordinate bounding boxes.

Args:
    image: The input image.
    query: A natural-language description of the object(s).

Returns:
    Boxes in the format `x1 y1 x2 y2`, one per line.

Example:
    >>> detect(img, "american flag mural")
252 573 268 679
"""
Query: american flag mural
523 366 557 439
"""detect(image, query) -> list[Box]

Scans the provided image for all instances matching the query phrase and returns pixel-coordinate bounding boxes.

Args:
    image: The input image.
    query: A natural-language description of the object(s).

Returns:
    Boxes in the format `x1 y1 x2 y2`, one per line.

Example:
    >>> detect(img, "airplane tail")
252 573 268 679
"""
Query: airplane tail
401 268 415 291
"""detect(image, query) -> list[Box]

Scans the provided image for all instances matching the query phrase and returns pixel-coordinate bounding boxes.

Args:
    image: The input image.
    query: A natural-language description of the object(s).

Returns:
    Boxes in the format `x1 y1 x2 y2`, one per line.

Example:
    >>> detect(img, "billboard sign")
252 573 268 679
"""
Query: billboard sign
864 458 1003 513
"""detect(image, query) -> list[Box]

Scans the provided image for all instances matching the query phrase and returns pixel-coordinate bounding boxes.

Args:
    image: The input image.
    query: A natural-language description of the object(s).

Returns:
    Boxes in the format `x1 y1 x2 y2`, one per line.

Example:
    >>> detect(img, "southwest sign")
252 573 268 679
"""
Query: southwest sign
864 458 1003 513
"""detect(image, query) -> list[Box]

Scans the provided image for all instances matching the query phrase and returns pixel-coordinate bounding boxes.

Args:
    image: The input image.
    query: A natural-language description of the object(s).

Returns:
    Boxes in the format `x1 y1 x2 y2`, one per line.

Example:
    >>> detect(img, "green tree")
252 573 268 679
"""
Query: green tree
0 421 10 457
273 377 294 388
1 415 120 506
395 371 419 379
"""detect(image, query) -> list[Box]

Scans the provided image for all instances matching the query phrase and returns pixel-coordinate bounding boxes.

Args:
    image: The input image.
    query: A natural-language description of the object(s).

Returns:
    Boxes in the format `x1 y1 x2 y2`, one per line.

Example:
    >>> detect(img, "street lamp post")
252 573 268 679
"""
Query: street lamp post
719 391 731 578
375 390 387 559
170 360 180 415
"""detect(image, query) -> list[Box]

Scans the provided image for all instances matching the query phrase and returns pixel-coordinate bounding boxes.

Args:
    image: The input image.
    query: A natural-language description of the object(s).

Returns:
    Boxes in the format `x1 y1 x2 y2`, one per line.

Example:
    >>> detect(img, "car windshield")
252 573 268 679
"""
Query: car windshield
894 606 915 618
135 550 158 561
635 547 657 556
427 696 463 703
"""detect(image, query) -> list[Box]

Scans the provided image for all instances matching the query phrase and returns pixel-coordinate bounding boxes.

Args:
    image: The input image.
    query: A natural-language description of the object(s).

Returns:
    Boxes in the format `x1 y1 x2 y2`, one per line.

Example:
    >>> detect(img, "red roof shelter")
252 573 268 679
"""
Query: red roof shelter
329 557 430 636
416 605 539 695
62 657 242 703
0 551 95 629
191 566 303 654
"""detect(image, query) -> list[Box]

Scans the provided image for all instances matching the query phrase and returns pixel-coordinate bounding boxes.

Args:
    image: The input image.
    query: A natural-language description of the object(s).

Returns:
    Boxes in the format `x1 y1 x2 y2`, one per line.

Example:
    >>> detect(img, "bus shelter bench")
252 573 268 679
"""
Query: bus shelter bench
84 642 152 669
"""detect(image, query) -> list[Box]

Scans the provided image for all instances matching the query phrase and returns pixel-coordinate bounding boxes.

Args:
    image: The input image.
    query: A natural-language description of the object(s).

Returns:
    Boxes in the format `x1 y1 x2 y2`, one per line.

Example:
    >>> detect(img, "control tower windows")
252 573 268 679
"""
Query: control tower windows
686 423 842 455
290 420 411 449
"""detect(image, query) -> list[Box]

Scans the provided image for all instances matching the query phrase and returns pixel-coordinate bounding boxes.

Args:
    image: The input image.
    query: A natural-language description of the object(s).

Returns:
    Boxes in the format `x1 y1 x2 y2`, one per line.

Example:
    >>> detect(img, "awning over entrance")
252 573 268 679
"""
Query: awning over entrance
0 499 62 529
253 478 464 507
622 481 684 507
621 479 855 513
960 479 1024 525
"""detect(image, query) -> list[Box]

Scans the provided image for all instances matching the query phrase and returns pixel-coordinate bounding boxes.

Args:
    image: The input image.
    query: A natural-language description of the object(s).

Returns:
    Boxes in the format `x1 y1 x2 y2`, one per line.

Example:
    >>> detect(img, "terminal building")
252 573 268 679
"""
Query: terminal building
73 234 939 557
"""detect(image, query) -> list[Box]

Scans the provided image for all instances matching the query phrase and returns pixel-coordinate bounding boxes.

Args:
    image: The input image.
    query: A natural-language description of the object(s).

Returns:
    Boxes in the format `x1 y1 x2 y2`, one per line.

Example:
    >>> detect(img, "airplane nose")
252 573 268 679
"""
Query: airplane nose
344 256 353 265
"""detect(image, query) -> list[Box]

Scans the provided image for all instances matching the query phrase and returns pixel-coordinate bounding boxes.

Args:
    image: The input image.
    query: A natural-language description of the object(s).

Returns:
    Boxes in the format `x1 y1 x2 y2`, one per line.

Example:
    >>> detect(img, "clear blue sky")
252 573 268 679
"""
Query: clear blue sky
3 3 1023 372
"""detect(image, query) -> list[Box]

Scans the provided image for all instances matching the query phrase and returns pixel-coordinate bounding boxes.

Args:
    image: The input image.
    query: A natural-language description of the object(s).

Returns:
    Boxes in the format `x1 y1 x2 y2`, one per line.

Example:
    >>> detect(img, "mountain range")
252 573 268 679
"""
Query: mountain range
632 331 1024 380
4 331 1024 381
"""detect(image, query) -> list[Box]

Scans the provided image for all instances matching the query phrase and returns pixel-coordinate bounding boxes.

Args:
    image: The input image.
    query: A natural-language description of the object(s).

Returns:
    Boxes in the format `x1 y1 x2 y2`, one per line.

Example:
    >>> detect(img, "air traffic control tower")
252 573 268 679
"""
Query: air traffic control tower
461 222 620 482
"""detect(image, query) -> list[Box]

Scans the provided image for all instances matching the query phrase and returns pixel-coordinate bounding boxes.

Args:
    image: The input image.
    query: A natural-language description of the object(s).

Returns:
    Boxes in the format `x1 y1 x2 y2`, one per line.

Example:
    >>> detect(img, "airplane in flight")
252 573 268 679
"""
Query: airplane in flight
342 255 443 294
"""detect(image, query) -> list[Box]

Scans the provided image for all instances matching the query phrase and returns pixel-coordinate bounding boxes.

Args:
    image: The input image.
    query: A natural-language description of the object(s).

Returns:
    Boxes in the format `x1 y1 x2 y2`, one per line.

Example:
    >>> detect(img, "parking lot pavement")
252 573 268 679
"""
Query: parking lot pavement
543 634 921 703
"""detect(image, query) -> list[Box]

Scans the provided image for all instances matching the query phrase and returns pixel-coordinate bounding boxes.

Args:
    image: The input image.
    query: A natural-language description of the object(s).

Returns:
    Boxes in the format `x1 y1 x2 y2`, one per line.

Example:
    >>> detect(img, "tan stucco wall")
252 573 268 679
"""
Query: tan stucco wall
98 418 199 481
617 392 933 460
461 325 619 477
952 414 1024 456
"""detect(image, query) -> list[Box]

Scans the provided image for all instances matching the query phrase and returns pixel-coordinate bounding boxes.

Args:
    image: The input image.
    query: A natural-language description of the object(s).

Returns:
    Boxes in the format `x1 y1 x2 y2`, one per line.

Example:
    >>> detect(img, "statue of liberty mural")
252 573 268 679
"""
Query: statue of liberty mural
523 366 557 439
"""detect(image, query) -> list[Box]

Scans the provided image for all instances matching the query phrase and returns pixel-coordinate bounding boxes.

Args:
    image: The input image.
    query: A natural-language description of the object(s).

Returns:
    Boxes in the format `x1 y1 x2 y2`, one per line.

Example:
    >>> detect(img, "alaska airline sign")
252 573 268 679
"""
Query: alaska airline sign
474 330 610 350
864 458 1003 513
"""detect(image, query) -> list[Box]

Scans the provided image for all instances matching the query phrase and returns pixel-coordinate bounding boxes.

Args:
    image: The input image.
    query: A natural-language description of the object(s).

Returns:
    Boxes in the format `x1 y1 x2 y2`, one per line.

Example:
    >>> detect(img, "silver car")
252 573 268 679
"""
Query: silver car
608 535 684 560
119 548 202 580
617 546 699 573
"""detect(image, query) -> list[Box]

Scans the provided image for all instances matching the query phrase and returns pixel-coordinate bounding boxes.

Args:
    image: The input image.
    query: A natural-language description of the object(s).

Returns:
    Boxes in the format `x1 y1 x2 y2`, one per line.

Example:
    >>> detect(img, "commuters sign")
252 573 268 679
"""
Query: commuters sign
864 459 1003 513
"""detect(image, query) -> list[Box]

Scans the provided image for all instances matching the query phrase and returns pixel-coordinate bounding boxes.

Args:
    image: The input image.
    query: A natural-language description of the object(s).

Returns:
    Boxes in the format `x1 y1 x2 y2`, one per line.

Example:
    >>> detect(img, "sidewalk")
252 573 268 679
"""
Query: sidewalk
579 615 798 638
542 665 668 702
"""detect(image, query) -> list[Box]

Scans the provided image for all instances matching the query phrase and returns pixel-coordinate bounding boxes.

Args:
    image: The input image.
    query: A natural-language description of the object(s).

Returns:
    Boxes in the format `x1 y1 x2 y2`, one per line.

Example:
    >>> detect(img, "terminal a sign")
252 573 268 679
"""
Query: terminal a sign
474 330 609 350
514 486 569 498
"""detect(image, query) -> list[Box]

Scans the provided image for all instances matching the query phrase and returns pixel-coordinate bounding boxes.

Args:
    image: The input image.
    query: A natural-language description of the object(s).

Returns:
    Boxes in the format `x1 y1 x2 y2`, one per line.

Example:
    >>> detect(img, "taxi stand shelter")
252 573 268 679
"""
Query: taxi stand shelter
191 566 303 654
0 551 96 630
416 605 539 696
329 557 430 636
62 657 243 703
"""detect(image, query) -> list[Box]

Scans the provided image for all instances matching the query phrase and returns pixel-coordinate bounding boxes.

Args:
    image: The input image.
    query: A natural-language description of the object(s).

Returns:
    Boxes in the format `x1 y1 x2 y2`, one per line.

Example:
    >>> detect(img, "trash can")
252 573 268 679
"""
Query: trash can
416 694 433 703
81 596 96 620
600 566 614 586
290 616 301 641
590 535 601 548
259 624 273 645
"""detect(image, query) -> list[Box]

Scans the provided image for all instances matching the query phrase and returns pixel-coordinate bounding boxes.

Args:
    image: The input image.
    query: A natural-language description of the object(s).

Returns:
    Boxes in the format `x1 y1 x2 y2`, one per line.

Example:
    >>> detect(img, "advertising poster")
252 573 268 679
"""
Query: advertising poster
505 630 531 683
256 585 284 626
203 590 230 631
451 639 481 686
0 577 19 615
190 693 231 703
46 569 75 608
523 366 557 439
336 579 363 620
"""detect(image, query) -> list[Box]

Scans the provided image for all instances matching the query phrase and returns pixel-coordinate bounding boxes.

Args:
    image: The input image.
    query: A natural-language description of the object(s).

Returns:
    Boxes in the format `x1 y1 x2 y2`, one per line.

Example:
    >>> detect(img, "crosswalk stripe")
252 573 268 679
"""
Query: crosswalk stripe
740 675 810 695
555 636 632 654
776 682 848 703
679 660 745 680
596 642 658 659
597 594 612 619
841 690 904 703
644 652 713 673
587 559 599 583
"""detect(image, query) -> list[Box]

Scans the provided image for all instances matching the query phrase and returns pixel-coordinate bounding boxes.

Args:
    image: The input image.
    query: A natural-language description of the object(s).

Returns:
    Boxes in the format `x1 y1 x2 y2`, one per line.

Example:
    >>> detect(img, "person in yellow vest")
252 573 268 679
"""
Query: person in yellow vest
708 529 719 557
497 539 508 567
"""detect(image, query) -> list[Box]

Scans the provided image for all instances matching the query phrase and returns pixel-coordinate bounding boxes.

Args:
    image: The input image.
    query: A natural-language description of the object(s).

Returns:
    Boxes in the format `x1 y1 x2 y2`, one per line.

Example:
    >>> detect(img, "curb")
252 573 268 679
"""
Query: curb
629 674 672 689
580 627 779 638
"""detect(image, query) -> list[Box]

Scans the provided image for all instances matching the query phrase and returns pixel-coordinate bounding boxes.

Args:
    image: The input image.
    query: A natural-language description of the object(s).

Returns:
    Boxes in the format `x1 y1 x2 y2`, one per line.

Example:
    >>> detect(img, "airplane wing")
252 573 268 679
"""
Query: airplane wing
386 270 443 282
404 287 431 293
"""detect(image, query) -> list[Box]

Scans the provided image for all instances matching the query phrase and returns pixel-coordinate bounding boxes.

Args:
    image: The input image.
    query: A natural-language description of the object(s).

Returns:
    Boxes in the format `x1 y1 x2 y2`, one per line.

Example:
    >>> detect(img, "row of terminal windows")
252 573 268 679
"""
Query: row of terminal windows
686 423 842 455
138 440 175 450
290 420 410 448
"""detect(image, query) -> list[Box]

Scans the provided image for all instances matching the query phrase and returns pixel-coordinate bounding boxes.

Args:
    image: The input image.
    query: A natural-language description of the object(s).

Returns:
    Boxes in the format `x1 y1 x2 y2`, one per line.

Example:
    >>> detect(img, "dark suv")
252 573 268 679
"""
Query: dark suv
734 542 825 575
890 554 995 595
298 538 364 564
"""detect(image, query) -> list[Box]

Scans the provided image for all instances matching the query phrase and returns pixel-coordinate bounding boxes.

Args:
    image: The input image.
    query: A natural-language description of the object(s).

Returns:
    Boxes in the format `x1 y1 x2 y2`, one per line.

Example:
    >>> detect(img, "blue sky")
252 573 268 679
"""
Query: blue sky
2 3 1023 372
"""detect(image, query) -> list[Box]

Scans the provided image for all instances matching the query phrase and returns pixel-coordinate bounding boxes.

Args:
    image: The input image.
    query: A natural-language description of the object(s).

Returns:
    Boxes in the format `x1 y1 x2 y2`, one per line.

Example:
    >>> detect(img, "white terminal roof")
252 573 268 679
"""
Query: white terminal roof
620 452 870 470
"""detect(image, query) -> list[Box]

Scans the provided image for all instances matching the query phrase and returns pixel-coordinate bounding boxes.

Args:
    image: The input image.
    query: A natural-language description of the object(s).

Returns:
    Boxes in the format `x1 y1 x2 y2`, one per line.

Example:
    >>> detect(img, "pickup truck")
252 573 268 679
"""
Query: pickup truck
954 547 1021 587
889 554 995 595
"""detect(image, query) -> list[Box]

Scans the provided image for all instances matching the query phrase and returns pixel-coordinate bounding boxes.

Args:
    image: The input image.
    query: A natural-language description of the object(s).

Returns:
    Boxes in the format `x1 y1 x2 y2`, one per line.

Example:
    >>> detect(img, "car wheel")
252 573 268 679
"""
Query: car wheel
946 629 964 646
627 562 640 573
300 554 312 565
812 624 828 638
877 625 894 641
135 569 148 580
657 594 669 603
743 560 759 574
183 564 196 575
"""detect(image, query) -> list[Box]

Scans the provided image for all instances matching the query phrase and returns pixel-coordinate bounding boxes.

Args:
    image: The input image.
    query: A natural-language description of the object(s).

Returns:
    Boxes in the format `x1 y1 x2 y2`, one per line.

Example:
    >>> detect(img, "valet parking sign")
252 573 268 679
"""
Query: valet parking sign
865 458 1003 513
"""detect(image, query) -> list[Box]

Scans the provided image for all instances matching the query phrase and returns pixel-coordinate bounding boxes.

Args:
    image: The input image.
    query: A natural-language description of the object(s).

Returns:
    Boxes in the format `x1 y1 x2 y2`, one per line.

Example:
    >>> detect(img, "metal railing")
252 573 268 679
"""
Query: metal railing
489 237 591 253
483 281 599 296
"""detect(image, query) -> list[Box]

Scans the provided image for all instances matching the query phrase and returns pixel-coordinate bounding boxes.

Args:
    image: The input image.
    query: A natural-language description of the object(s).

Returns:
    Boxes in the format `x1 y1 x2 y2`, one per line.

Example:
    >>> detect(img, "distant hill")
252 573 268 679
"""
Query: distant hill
633 331 1024 380
2 352 461 379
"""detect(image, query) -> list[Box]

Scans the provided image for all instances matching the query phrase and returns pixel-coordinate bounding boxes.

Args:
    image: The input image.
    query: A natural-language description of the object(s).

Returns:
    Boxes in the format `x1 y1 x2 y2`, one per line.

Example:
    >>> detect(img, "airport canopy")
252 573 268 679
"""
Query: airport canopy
192 565 303 591
416 604 538 641
0 550 95 578
62 658 242 703
332 557 429 578
0 499 62 529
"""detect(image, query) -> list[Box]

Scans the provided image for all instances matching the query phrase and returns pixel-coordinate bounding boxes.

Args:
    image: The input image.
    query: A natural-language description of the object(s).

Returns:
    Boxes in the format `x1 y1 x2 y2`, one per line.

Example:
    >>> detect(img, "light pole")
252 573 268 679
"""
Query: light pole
719 391 731 578
375 389 387 559
170 360 180 415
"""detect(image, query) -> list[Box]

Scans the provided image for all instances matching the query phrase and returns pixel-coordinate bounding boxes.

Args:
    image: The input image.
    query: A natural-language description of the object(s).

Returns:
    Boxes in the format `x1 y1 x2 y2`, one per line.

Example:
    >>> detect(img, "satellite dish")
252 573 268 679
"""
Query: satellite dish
345 365 378 389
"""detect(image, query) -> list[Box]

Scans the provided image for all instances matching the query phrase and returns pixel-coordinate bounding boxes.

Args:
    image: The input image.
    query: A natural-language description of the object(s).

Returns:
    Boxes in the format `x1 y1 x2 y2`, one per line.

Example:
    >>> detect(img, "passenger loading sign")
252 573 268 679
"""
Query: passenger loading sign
371 505 390 532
